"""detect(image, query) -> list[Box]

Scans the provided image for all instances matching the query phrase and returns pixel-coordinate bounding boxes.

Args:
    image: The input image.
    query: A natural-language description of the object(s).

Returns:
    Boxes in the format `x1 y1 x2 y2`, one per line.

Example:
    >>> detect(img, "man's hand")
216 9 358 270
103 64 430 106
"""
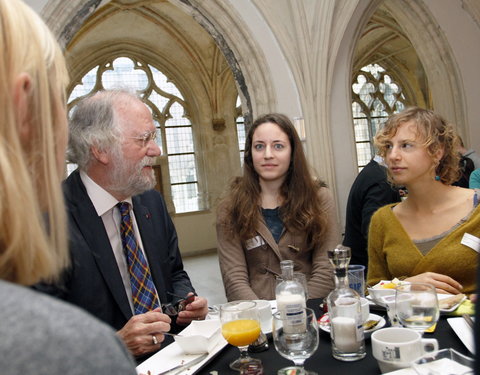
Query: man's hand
176 293 208 326
405 272 463 294
117 308 171 357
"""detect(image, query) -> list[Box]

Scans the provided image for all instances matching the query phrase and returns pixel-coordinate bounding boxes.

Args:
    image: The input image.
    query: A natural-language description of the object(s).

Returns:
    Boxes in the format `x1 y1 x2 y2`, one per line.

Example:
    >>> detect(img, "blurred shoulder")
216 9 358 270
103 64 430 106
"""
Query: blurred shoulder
0 281 136 373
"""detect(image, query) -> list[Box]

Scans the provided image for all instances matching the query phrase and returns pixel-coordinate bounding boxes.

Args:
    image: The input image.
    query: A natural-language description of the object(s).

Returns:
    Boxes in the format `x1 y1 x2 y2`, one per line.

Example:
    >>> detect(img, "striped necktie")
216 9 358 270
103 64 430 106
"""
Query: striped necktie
117 202 159 314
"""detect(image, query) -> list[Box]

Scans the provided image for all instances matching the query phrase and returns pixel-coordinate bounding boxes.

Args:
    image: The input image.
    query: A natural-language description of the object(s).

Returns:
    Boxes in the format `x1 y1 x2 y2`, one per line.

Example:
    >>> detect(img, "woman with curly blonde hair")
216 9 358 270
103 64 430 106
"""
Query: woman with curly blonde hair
367 107 479 294
216 113 339 301
0 0 135 373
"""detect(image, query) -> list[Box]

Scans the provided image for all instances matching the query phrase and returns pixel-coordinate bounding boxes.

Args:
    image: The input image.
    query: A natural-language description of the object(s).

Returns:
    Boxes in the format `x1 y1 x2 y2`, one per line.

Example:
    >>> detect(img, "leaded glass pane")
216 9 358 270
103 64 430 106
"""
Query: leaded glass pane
154 122 163 150
166 102 190 126
372 99 386 116
356 142 372 167
171 183 199 213
150 66 184 99
352 102 365 119
354 117 370 142
168 154 197 184
236 96 245 166
236 120 246 151
102 57 148 91
149 90 170 112
69 66 98 101
166 127 194 154
395 101 406 112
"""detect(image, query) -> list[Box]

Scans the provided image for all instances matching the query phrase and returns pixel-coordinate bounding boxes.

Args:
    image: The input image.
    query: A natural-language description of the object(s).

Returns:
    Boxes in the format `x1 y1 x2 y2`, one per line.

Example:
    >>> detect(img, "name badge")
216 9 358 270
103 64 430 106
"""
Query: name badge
245 235 266 250
461 233 480 253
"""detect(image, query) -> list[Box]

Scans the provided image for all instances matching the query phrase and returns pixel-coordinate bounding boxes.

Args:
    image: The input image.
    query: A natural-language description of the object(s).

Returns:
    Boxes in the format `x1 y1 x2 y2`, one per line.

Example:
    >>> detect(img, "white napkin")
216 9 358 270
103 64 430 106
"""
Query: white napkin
136 320 227 375
383 358 472 374
447 317 475 355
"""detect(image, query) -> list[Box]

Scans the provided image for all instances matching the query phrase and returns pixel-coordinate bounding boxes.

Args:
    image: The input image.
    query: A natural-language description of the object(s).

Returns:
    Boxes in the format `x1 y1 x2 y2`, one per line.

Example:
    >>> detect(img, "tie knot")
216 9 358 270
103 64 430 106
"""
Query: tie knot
117 202 131 217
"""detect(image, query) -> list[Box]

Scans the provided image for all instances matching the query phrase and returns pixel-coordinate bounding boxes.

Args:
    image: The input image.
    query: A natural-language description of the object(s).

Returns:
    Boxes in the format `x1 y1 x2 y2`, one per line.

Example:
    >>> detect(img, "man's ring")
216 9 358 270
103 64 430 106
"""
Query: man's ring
152 335 158 345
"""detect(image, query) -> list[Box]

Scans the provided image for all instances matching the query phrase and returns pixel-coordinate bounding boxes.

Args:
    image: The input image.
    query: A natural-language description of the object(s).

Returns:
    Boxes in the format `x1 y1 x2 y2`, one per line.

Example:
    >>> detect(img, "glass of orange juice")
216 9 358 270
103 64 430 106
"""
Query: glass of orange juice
220 300 262 371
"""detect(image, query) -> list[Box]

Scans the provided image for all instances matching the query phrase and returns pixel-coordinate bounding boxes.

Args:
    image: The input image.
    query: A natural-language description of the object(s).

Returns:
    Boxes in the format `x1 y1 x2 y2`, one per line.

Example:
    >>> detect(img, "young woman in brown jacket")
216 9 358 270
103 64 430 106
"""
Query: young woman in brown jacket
216 113 340 301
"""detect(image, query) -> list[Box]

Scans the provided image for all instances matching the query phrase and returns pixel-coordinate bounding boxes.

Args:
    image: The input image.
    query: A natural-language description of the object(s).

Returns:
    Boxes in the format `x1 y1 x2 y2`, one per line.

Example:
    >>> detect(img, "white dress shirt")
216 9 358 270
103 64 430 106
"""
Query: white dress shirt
80 171 160 313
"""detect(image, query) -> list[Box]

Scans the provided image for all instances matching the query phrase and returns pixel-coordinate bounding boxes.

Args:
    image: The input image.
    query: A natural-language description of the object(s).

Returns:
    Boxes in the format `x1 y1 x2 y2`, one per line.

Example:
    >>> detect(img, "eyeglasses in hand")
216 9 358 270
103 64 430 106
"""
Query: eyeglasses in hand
162 292 196 317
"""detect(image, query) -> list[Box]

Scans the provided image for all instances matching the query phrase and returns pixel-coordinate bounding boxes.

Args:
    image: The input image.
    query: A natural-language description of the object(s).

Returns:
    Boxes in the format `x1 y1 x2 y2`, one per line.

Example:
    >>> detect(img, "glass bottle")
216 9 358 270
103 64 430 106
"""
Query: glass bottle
275 260 306 333
326 245 366 361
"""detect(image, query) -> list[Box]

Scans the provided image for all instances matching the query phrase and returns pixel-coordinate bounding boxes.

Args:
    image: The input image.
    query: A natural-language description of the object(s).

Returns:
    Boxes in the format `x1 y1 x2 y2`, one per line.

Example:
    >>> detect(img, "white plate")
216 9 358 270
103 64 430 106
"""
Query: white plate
367 293 466 313
437 294 467 313
136 322 227 375
318 313 386 339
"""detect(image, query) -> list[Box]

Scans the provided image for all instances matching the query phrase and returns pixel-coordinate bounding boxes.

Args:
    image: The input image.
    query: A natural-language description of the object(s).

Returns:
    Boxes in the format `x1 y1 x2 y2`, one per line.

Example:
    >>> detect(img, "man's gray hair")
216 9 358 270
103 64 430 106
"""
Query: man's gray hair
67 90 139 169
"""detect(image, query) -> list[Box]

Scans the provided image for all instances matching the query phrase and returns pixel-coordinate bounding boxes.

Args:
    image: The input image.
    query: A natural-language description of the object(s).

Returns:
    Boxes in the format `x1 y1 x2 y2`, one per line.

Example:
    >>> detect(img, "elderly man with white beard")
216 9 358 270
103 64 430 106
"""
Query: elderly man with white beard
35 90 208 362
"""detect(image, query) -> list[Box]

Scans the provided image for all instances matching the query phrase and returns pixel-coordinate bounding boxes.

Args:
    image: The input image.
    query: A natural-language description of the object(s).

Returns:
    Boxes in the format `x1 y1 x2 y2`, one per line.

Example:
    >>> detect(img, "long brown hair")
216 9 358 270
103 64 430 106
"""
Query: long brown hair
219 113 327 249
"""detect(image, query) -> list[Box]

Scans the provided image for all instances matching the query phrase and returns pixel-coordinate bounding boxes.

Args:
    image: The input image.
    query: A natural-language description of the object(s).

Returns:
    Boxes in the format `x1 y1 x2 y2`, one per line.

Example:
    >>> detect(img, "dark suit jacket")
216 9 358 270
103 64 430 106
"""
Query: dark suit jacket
343 159 401 269
36 170 194 332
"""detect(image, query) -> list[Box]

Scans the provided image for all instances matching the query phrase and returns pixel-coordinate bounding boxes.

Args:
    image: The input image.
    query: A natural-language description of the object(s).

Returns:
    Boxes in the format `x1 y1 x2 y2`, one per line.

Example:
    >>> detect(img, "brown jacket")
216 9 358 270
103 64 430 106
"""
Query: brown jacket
216 187 339 301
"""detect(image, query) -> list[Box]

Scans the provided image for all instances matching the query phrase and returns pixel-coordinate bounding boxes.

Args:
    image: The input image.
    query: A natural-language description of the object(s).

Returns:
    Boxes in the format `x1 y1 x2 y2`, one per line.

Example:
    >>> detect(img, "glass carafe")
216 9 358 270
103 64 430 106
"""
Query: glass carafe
275 260 306 333
326 245 366 361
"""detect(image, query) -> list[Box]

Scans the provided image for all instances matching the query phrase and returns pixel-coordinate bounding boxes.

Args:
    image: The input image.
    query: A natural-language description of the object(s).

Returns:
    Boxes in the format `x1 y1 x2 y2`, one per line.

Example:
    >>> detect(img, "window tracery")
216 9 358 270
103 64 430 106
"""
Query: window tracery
351 63 406 169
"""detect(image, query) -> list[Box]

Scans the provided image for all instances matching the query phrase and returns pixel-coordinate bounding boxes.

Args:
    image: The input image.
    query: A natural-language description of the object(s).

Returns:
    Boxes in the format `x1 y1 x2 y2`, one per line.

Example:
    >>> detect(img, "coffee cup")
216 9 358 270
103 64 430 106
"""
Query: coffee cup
334 297 358 319
331 297 369 323
254 300 273 332
359 297 369 323
371 327 439 373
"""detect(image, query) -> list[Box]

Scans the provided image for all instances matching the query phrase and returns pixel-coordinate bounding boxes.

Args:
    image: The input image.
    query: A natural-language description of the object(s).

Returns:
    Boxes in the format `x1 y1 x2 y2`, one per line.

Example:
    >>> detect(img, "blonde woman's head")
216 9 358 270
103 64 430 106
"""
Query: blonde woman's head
374 107 460 186
0 0 69 285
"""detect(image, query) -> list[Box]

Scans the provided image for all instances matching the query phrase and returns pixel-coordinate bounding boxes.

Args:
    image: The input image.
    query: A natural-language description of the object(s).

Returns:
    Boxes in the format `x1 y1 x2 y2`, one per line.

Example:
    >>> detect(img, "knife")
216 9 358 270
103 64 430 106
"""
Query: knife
157 353 208 375
462 314 474 330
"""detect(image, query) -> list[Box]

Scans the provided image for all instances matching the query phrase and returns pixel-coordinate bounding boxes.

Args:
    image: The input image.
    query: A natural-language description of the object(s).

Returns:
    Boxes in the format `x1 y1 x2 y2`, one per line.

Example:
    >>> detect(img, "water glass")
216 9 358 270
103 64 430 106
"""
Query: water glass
395 283 439 332
272 307 319 375
347 265 365 297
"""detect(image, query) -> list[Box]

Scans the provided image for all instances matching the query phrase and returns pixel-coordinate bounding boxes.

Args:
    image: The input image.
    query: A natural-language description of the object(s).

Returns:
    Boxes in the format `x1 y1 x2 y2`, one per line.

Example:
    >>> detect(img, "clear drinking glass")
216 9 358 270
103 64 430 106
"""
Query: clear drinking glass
272 307 319 375
220 301 262 371
395 283 439 333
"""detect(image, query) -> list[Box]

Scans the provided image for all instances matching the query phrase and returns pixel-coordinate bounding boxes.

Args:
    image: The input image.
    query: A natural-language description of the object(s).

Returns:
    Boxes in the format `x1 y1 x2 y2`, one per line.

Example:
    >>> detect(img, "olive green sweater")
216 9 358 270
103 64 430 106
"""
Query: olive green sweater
367 204 480 294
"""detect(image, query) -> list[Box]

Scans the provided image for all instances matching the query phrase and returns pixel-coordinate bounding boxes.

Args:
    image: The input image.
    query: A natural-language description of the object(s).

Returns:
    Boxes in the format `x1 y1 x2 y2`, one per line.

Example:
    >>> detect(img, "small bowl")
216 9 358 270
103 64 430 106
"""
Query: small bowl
412 348 474 374
174 320 221 354
367 287 396 306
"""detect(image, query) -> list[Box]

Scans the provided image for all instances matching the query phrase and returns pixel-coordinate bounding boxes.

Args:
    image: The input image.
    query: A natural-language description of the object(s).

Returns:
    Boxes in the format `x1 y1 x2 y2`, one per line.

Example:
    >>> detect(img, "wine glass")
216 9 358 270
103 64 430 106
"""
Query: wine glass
272 307 319 375
220 301 261 371
395 283 439 333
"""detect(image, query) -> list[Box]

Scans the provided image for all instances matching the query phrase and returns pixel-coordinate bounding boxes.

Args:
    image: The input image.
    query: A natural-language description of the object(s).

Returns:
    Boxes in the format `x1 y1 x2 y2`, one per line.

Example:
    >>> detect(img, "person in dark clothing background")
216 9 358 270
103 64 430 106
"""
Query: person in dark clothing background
343 156 401 270
453 136 476 188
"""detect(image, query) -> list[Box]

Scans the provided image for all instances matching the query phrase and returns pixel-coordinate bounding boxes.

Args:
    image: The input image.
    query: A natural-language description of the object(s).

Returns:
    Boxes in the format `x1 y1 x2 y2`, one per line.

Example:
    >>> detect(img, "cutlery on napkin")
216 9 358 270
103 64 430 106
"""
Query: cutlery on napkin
157 353 208 375
462 314 474 330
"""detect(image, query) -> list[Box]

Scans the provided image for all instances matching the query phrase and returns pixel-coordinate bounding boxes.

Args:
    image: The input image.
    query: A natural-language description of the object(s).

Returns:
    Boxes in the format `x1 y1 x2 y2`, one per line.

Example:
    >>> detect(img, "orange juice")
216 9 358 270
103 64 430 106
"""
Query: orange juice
221 319 261 346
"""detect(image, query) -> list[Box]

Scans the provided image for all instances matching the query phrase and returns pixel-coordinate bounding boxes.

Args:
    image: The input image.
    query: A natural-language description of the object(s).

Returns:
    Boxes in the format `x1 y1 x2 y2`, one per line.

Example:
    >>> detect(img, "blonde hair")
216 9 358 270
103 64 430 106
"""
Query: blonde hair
0 0 69 285
374 107 460 185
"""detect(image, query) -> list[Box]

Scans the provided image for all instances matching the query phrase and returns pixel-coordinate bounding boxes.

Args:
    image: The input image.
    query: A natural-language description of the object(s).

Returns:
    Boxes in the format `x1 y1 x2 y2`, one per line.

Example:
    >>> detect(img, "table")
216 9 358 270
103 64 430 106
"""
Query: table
198 299 471 375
